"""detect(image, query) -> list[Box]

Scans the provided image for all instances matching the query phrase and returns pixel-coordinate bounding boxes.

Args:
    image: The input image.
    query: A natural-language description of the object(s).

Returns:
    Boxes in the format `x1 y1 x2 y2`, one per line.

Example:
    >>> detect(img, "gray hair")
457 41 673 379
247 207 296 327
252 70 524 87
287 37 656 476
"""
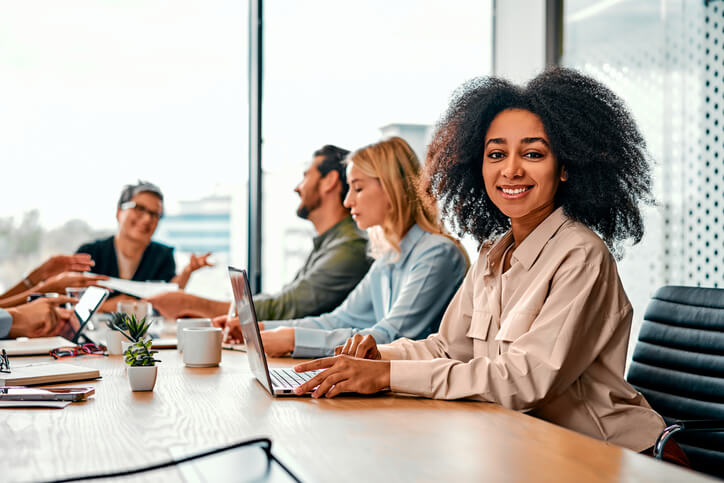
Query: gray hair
117 180 164 208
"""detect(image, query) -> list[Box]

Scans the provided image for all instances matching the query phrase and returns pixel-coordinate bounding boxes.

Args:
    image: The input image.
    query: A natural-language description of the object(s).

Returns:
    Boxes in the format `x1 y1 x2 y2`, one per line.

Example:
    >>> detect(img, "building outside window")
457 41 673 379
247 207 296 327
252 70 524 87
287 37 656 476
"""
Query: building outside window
260 0 494 291
0 1 249 300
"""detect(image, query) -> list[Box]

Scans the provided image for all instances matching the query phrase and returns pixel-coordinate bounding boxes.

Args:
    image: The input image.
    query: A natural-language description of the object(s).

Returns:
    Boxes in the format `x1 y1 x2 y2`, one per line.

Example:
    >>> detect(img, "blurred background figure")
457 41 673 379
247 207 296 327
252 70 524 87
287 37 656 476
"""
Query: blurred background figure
77 181 212 312
223 137 468 358
149 145 372 322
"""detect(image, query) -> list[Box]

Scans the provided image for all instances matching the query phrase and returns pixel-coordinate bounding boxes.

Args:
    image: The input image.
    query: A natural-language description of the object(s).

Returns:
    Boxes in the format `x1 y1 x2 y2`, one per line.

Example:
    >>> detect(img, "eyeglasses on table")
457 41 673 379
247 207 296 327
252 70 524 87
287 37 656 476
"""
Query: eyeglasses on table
50 343 108 359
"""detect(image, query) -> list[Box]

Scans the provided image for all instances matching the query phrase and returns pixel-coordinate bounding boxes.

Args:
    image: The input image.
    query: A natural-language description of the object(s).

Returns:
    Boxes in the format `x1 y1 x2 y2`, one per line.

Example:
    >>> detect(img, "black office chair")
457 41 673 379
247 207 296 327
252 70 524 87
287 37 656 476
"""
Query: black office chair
627 285 724 478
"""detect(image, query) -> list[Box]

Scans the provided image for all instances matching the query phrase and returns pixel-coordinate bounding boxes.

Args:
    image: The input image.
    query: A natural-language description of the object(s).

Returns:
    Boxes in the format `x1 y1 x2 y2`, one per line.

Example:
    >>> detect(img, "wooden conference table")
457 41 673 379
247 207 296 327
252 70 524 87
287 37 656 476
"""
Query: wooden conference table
0 349 714 483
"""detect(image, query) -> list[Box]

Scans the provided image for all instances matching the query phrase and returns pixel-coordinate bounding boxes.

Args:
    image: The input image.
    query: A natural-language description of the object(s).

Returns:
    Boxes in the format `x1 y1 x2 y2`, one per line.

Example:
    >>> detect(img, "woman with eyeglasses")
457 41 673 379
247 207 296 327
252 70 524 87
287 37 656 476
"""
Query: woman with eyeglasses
76 180 211 311
291 69 689 466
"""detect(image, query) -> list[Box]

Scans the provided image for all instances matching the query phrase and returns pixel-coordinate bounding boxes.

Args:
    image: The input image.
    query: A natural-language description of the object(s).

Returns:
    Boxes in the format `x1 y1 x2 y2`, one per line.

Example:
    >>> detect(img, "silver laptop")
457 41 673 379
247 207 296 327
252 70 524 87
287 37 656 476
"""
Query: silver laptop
228 266 320 396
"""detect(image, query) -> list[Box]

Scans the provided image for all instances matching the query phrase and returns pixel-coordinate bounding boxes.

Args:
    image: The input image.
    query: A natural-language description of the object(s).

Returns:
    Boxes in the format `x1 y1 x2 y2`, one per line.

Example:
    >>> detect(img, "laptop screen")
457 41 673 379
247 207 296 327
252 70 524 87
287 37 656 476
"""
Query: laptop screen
227 266 274 394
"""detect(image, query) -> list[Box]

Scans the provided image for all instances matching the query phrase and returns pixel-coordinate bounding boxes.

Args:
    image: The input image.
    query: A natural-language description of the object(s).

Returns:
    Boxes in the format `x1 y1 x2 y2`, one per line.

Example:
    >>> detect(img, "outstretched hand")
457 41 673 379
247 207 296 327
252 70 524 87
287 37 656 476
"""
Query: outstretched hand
146 291 199 319
28 254 95 284
35 272 108 294
173 253 214 289
186 253 213 274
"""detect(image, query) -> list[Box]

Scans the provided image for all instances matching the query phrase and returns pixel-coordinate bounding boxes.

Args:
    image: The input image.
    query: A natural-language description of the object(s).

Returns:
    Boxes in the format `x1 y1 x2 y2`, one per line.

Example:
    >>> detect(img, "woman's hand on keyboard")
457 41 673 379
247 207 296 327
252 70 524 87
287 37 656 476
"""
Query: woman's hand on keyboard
334 334 381 360
292 355 390 398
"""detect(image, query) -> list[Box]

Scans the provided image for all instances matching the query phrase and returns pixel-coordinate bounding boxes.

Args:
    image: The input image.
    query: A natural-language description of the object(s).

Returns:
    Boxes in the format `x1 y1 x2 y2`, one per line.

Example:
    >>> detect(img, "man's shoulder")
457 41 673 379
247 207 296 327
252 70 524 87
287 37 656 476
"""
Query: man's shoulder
323 220 368 248
306 222 371 273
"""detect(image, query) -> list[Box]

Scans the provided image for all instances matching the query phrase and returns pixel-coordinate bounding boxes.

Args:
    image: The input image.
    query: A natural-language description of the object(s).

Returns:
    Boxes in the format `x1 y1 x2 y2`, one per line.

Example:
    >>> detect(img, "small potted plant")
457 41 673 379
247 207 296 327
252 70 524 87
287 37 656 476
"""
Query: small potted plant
115 314 161 391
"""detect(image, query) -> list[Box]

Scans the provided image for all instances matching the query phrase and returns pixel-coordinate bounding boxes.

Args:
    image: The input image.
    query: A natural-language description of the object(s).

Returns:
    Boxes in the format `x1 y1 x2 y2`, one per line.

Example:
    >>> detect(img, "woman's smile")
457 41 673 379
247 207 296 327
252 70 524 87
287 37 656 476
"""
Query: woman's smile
497 185 533 199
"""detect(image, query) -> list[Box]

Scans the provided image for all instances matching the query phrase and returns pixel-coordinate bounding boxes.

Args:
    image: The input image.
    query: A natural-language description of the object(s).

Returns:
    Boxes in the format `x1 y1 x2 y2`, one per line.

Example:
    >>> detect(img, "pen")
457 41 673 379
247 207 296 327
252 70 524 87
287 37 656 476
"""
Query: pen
27 292 60 303
223 299 235 343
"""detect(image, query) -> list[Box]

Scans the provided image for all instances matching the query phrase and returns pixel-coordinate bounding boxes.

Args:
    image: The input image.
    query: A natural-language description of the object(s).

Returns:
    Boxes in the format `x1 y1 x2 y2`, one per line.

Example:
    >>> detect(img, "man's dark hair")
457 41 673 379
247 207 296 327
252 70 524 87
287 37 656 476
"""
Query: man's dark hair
314 145 351 203
423 67 654 257
118 180 164 208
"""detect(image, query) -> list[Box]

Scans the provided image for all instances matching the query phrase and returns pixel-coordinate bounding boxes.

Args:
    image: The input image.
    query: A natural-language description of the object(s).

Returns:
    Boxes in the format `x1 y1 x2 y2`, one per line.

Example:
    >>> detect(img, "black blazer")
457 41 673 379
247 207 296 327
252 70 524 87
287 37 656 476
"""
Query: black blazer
77 236 176 283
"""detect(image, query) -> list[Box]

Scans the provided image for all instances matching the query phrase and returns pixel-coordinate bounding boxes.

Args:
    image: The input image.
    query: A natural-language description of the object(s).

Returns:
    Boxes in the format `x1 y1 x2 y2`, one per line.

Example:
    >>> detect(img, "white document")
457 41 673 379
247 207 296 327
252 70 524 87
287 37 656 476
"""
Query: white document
0 400 71 409
97 277 178 299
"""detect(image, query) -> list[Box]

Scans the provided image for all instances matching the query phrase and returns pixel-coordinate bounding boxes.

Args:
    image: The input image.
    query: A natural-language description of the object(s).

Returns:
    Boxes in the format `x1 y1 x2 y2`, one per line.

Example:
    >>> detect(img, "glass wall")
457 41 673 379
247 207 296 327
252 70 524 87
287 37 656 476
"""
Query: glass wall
562 0 720 353
260 0 493 292
0 1 248 300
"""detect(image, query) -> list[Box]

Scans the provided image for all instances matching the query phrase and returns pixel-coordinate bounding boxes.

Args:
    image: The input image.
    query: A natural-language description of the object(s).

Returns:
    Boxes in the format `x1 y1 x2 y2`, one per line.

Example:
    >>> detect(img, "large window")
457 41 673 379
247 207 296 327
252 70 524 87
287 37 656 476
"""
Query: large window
260 0 493 292
562 0 720 353
0 1 248 300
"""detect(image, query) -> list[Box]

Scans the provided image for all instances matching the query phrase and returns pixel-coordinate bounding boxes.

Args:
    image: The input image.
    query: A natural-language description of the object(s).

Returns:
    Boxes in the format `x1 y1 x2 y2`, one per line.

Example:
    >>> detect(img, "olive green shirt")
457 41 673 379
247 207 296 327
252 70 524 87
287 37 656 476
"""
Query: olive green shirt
253 216 371 321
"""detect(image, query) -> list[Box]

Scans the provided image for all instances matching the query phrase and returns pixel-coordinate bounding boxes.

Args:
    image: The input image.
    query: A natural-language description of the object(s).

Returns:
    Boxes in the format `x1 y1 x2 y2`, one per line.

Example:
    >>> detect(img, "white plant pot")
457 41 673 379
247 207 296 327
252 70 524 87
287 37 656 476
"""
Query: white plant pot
127 365 157 392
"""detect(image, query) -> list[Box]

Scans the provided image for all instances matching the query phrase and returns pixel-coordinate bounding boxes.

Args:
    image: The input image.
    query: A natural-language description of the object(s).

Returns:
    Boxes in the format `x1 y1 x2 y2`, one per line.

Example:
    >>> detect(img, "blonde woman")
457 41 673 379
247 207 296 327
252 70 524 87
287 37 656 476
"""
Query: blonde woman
220 137 468 357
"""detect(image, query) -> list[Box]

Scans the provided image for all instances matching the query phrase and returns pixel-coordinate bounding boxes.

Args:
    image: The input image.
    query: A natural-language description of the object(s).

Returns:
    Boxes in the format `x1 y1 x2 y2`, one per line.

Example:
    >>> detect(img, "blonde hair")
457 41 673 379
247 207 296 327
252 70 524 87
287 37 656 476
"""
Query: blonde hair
348 137 463 261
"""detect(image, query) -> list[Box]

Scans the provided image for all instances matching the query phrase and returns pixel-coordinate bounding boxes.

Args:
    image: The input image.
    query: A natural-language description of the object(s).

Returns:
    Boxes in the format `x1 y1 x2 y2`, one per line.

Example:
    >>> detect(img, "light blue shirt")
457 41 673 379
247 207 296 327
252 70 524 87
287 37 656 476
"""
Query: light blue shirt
0 308 12 339
264 224 468 358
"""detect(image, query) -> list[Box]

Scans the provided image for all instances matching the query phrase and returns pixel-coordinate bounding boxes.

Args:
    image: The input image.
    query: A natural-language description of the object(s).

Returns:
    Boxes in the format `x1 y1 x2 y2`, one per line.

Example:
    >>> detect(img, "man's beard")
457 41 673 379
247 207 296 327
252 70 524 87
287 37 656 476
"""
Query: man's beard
296 196 321 220
296 204 311 219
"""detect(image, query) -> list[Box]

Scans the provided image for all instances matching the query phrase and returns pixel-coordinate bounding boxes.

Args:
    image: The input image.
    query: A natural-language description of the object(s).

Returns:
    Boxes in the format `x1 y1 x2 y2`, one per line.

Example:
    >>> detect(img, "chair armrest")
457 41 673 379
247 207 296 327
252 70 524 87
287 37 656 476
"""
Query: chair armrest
654 420 724 459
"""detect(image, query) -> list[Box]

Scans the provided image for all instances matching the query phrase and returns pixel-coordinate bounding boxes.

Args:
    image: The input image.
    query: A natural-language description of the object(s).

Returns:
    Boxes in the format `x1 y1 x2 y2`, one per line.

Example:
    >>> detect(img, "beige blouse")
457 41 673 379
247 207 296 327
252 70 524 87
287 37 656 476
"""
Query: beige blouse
378 207 665 451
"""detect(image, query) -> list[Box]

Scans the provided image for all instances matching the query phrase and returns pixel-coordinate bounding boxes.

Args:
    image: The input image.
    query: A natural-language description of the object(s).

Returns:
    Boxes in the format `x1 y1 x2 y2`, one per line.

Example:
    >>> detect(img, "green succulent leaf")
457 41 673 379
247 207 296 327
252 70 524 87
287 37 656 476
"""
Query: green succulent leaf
106 312 129 330
111 313 152 343
124 338 161 367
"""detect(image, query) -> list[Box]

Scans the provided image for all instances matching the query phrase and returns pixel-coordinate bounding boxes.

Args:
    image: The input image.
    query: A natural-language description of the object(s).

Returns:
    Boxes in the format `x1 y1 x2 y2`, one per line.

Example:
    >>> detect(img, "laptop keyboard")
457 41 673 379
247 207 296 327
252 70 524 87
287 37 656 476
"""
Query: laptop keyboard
270 368 321 391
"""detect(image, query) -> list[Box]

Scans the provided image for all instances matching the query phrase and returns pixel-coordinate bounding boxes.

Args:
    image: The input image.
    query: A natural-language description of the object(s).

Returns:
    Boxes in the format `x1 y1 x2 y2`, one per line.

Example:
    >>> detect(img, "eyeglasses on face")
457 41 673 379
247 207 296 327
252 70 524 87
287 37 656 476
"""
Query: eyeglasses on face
50 344 108 359
120 201 163 221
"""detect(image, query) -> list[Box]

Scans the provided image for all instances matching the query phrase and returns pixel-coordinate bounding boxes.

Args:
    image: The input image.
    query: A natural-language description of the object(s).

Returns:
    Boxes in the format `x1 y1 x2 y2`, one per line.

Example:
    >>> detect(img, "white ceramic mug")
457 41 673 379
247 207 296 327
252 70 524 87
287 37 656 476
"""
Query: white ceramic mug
176 318 212 352
106 330 125 355
117 300 153 321
182 327 222 367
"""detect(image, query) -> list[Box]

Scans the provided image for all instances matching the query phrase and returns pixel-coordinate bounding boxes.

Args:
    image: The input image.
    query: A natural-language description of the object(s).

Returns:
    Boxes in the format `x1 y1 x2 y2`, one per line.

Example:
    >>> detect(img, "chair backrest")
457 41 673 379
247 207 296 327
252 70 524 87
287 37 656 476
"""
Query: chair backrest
627 285 724 477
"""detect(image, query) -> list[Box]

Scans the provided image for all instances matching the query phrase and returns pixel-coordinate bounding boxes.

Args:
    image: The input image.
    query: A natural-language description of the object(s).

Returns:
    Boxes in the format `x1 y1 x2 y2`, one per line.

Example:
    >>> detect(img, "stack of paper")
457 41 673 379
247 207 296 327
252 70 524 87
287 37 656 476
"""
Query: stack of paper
97 277 178 299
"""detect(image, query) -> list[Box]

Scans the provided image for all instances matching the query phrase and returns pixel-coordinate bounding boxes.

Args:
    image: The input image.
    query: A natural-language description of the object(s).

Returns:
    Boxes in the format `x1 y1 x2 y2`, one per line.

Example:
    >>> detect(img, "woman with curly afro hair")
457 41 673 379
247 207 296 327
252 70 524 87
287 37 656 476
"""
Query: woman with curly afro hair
293 68 688 466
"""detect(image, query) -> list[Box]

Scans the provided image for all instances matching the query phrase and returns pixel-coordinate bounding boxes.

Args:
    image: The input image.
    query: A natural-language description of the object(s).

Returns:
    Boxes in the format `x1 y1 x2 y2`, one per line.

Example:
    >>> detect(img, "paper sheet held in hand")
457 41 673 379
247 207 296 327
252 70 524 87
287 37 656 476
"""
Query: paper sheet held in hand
96 277 178 299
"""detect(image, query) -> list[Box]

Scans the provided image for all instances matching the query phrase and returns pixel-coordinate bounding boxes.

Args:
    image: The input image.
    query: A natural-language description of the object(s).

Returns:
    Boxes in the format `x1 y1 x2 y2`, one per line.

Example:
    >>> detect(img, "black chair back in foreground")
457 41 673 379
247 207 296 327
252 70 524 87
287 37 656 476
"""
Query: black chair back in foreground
627 285 724 478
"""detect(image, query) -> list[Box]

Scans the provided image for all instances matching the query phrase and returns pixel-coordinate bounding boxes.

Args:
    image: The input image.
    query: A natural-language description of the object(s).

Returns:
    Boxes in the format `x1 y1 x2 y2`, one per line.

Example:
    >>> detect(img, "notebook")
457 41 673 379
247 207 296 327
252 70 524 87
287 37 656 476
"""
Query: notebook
0 362 100 386
222 342 246 352
1 337 74 357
